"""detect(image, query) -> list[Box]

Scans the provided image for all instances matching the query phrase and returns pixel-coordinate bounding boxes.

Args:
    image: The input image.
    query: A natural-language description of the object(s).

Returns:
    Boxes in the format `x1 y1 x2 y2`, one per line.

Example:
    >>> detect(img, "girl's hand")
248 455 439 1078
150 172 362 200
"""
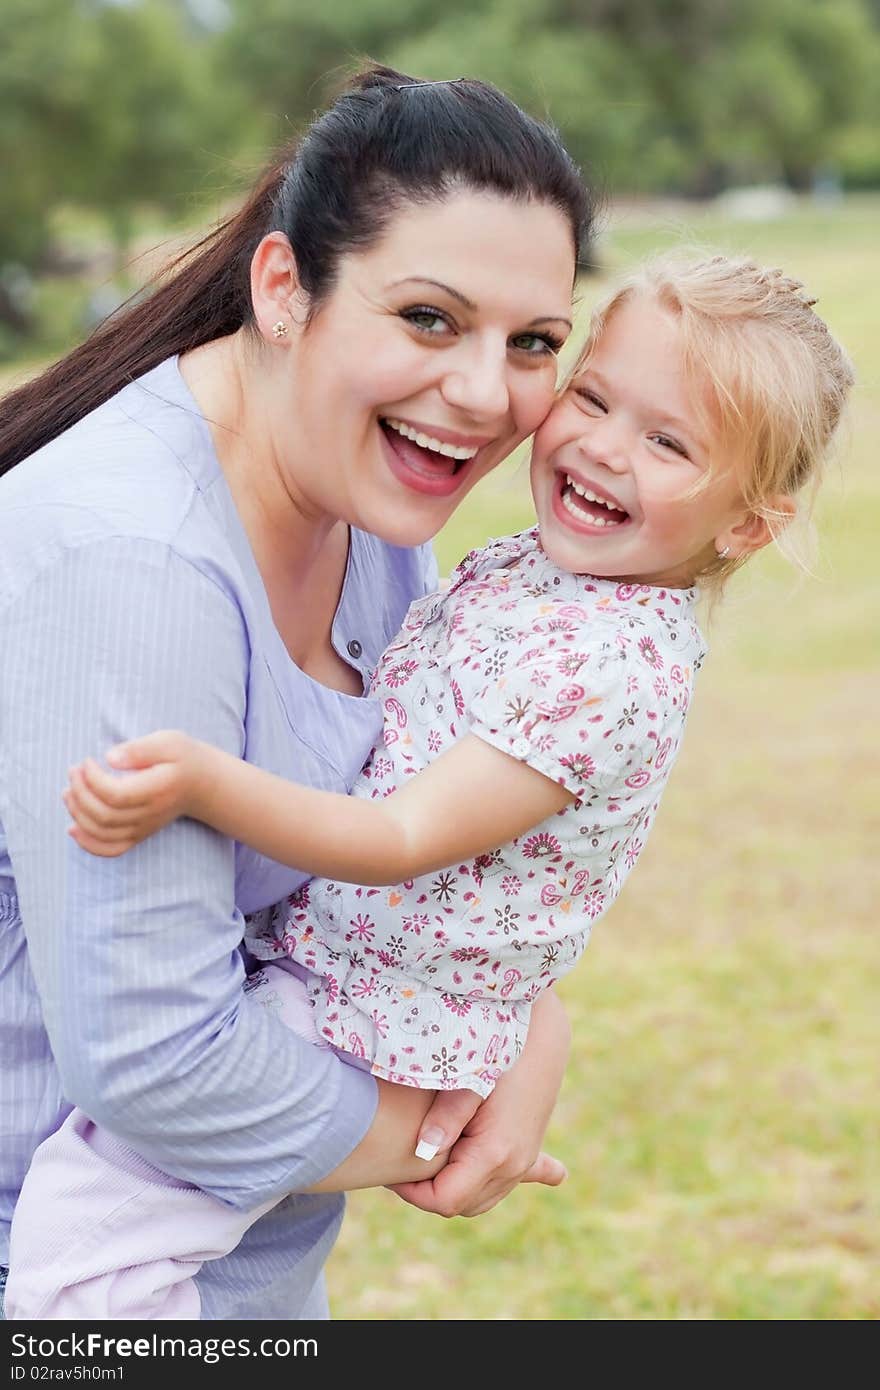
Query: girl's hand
389 988 570 1218
63 730 204 857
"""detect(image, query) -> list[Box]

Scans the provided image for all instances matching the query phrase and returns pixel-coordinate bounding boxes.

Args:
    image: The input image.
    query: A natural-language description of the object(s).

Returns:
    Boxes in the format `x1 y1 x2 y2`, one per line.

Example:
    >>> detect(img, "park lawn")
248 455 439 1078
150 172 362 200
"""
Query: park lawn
328 196 879 1319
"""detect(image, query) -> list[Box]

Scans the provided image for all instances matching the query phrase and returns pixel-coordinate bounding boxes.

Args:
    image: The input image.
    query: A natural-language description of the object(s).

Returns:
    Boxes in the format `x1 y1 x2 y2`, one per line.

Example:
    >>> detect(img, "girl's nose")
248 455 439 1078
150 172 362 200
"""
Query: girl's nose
577 416 630 472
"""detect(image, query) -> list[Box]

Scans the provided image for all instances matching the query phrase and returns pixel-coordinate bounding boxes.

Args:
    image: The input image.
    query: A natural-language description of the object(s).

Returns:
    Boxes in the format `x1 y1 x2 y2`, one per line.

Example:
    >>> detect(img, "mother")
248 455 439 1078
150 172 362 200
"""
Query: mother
0 66 592 1319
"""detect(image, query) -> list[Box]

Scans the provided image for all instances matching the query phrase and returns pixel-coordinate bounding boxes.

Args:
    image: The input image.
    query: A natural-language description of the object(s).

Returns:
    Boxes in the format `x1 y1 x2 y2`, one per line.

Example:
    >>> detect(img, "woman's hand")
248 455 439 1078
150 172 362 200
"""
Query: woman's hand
63 730 206 856
413 1087 484 1161
389 987 570 1217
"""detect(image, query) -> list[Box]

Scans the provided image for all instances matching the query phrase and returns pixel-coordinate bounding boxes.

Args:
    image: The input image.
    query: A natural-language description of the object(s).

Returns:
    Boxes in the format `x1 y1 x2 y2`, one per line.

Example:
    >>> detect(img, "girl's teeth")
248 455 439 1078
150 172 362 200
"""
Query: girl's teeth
385 418 479 461
558 492 620 528
564 474 625 514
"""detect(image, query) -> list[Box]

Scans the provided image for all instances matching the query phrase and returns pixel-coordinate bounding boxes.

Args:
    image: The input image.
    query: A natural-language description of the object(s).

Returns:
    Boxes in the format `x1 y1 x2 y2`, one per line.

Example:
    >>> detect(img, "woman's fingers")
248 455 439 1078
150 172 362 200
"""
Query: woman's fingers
391 1138 567 1219
415 1089 483 1160
518 1151 567 1186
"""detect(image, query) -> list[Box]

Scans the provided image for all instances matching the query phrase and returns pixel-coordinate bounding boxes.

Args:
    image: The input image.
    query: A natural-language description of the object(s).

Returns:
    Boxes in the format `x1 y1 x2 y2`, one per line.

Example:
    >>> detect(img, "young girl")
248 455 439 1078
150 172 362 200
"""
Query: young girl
7 253 852 1320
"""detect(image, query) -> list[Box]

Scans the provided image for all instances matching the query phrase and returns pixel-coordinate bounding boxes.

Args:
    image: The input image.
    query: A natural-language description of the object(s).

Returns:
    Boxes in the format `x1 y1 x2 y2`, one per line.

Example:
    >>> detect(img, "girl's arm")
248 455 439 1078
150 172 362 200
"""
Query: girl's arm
65 727 575 882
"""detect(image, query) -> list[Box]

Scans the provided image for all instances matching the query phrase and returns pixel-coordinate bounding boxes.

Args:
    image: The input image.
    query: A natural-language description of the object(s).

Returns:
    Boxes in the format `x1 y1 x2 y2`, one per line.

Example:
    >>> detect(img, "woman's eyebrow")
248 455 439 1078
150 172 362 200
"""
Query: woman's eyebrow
387 276 572 329
388 276 476 308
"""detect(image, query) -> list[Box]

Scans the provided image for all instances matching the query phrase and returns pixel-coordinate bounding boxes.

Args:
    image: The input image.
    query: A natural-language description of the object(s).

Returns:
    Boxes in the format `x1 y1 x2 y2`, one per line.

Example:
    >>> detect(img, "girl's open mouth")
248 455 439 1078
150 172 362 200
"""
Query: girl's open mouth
379 417 484 498
554 471 630 533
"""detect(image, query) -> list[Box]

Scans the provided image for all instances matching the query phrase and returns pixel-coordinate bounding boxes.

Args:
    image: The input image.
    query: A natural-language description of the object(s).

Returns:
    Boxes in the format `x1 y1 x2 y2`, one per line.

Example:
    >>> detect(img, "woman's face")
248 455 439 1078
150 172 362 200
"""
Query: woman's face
280 191 575 546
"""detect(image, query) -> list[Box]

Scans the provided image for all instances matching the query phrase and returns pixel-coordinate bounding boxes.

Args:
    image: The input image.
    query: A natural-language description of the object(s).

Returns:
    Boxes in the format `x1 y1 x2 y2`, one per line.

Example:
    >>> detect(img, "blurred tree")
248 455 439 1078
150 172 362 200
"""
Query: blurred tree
218 0 471 138
219 0 879 196
1 0 879 344
0 0 239 273
386 0 670 193
74 0 241 257
0 0 99 269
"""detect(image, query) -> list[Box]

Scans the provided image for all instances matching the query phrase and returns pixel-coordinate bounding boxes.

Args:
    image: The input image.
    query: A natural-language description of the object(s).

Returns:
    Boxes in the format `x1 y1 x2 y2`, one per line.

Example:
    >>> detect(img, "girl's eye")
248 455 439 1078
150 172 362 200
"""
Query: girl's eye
510 333 563 357
573 387 606 412
402 306 452 335
650 433 688 457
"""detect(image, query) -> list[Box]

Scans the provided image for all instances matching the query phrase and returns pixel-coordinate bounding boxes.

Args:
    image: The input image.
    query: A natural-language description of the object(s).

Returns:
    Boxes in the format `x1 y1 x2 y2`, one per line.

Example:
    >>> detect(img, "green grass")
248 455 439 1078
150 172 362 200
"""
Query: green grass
329 196 879 1320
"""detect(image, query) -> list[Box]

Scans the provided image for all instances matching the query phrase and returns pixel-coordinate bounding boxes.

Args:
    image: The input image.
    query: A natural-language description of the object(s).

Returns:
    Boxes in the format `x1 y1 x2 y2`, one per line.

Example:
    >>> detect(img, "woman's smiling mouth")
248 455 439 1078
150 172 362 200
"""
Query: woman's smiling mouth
379 416 492 496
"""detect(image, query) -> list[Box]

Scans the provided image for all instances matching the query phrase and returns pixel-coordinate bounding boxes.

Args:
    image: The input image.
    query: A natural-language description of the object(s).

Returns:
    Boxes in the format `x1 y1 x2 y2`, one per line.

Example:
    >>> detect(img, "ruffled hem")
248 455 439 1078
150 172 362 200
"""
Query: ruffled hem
249 914 531 1099
303 973 522 1100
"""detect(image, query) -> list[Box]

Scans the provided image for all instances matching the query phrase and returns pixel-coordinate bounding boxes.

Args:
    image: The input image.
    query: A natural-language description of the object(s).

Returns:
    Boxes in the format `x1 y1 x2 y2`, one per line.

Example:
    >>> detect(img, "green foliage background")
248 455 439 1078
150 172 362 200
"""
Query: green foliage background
1 0 879 287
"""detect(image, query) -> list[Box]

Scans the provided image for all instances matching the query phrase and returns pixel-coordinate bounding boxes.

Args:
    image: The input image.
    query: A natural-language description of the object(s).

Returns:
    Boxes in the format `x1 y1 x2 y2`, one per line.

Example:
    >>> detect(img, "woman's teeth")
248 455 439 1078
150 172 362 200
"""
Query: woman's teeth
561 474 627 527
384 418 479 462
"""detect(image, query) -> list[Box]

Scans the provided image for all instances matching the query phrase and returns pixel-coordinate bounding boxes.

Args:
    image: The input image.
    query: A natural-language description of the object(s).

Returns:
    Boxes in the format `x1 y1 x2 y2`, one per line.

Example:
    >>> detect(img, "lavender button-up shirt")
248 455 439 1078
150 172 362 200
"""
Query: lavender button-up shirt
0 357 437 1319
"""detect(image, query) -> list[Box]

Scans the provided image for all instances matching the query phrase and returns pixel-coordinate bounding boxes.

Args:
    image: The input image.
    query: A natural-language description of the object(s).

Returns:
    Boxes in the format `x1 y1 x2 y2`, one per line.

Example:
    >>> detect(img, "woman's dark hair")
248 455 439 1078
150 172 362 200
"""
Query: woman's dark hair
0 64 592 476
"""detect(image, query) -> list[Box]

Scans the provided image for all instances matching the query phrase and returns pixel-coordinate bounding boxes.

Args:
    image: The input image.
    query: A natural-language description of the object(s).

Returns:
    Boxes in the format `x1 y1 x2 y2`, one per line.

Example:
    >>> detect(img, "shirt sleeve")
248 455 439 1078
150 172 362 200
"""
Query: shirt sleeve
0 537 377 1209
466 623 673 803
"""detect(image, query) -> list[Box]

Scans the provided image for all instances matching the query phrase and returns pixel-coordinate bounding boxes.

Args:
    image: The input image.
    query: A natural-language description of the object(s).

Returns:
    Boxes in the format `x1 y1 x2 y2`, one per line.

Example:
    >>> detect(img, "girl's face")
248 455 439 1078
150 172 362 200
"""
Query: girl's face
530 293 752 587
281 191 575 547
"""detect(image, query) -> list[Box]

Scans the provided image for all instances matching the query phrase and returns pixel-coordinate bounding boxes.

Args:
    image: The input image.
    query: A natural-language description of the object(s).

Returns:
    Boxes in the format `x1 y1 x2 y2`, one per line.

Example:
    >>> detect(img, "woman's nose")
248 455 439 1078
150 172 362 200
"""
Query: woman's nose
440 342 510 422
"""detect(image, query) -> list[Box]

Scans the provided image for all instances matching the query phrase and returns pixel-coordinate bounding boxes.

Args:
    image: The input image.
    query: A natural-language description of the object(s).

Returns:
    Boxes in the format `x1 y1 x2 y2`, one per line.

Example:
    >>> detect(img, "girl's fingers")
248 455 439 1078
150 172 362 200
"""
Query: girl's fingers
106 730 186 771
64 769 140 836
75 758 179 813
63 792 140 842
77 757 151 810
67 824 133 858
67 765 123 829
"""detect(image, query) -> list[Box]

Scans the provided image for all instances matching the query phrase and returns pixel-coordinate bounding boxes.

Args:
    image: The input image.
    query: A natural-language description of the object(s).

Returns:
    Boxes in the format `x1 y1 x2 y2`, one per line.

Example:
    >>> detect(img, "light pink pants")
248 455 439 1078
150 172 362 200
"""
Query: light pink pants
5 965 325 1321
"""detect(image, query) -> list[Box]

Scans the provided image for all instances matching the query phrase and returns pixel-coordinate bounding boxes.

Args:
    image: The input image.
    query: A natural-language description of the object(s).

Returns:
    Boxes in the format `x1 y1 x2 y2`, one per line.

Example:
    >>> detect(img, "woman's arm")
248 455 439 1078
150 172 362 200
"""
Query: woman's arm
2 542 377 1207
65 727 574 881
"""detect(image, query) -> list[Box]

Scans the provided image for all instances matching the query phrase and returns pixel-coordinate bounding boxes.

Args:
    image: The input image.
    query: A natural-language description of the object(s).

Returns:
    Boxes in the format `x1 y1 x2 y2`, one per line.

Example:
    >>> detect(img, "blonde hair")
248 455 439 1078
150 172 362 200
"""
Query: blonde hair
572 252 855 591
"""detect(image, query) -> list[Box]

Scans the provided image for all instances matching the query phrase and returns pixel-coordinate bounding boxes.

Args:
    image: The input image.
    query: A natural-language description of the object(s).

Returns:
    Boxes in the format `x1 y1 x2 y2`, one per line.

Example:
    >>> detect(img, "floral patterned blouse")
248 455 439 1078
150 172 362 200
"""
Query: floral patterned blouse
247 529 707 1096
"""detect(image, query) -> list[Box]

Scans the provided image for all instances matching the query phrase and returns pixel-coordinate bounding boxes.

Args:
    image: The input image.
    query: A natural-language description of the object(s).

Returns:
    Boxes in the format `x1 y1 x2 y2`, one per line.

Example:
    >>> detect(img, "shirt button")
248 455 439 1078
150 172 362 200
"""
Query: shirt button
347 639 363 660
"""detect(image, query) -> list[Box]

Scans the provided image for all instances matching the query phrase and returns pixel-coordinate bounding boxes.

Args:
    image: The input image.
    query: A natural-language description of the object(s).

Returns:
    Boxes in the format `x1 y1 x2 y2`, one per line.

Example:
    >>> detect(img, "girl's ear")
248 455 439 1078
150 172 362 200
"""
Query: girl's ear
717 494 797 560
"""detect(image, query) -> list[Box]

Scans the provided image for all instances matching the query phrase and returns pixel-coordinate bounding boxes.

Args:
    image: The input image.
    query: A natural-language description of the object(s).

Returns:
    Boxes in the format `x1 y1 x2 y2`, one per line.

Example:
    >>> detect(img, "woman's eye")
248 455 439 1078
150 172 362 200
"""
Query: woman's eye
511 333 562 357
402 307 451 334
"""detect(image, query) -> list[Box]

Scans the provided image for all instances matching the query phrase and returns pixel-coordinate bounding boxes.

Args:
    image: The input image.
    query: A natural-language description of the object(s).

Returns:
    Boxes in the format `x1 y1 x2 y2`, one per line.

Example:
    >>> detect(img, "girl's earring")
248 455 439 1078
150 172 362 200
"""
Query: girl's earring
716 545 731 560
271 320 289 340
